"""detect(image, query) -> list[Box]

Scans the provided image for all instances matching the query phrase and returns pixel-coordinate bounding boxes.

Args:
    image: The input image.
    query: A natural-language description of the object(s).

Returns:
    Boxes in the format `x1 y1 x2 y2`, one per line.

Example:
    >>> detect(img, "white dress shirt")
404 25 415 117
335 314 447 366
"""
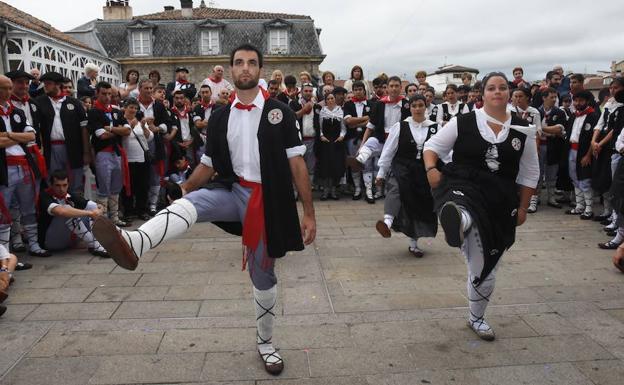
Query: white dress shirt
139 101 168 133
200 88 306 183
49 96 66 141
569 114 588 144
298 98 315 138
377 117 434 179
366 100 404 133
424 108 540 188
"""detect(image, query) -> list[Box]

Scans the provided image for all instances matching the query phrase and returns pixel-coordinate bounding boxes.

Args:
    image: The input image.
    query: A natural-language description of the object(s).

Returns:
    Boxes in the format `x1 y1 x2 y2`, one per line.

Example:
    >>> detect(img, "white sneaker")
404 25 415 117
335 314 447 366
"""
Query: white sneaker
527 195 538 213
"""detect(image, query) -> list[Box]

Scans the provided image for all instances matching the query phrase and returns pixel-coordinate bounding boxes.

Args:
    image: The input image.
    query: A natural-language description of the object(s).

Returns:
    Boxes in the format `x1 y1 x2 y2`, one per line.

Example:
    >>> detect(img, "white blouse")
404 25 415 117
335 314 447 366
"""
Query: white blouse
424 108 540 188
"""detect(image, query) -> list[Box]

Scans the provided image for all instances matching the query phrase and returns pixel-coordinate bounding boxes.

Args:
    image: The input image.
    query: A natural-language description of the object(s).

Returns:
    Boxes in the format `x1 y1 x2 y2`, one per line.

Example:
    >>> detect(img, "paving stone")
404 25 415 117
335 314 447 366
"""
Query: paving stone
573 359 624 385
200 350 308 381
61 273 141 288
0 322 52 376
6 288 94 304
24 302 120 321
164 283 251 301
29 330 164 357
520 313 582 336
88 353 205 384
306 346 414 377
0 356 101 385
197 299 258 318
85 286 170 302
8 274 72 289
469 362 594 385
282 281 331 315
112 300 201 319
135 272 212 286
331 291 466 313
0 304 38 322
158 328 254 353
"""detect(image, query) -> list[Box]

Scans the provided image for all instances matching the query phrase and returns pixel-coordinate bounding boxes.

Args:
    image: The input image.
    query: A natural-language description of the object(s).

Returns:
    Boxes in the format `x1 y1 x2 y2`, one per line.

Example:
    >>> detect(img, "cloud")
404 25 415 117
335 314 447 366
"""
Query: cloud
7 0 621 81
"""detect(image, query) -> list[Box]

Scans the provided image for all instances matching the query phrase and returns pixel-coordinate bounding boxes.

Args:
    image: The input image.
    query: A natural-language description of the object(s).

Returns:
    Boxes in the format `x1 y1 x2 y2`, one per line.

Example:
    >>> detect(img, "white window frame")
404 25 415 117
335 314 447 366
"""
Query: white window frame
269 29 288 54
200 30 220 55
131 30 151 57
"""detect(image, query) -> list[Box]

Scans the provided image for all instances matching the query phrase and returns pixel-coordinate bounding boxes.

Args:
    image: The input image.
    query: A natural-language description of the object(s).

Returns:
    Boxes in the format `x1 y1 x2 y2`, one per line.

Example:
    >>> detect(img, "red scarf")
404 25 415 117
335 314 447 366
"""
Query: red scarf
351 96 367 103
11 94 29 104
45 187 68 201
0 102 14 117
172 105 190 119
50 91 67 102
93 100 112 113
200 100 215 110
512 78 525 86
575 106 595 117
380 95 405 104
233 87 270 110
177 78 188 85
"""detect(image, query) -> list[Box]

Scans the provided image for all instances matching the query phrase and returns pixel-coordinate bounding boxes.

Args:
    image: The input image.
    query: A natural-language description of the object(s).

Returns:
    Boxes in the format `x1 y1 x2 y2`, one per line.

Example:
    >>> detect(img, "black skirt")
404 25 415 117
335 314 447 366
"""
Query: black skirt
316 119 346 181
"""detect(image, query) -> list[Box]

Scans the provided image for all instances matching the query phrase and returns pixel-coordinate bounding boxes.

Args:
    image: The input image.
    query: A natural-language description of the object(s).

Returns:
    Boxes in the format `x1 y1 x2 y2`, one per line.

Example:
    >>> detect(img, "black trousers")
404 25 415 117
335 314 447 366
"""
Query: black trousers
122 161 150 215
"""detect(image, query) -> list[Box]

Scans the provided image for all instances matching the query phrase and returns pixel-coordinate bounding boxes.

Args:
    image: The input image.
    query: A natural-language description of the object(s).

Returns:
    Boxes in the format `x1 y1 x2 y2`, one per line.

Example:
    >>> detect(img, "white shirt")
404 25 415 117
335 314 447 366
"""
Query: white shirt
437 101 470 125
366 99 404 133
200 88 306 183
569 114 588 144
299 100 315 138
1 105 33 156
178 116 191 141
122 122 153 162
424 108 540 188
139 101 167 133
49 96 66 141
377 117 434 179
119 83 139 99
594 98 623 132
201 77 233 102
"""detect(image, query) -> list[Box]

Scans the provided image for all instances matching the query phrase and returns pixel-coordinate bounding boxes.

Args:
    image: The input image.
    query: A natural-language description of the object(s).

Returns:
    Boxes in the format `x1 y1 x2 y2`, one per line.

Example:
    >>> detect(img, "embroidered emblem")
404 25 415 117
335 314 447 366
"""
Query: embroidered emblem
403 102 409 109
511 137 522 151
67 104 75 111
365 106 370 112
452 190 465 196
490 249 499 256
485 144 500 172
113 113 118 120
268 108 283 125
13 114 21 124
552 115 557 122
583 123 591 131
511 209 518 216
31 104 37 112
430 127 437 134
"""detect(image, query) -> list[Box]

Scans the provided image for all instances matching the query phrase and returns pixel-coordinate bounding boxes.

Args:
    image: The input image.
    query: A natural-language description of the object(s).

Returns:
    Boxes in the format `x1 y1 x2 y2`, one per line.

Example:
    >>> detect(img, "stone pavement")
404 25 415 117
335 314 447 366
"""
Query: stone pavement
0 197 623 385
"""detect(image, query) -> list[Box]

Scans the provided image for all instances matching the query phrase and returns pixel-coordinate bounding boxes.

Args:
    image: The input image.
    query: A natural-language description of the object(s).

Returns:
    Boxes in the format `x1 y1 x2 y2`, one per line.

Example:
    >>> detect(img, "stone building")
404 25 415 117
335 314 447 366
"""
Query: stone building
0 1 121 83
67 0 326 85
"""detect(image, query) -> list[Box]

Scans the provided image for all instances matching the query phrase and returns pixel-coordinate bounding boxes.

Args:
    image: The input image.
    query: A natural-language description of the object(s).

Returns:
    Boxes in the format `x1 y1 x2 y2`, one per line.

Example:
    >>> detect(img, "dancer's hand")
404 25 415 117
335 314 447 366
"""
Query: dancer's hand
516 208 527 226
427 168 442 189
301 214 316 245
89 207 103 219
580 154 592 167
335 136 344 143
320 136 330 143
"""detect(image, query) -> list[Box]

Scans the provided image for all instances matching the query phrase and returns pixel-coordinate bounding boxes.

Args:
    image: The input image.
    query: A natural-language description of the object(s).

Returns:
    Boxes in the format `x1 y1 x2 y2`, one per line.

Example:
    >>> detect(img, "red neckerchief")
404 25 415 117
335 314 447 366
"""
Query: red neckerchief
11 94 29 104
172 105 190 118
0 102 14 117
45 187 68 201
233 87 269 111
351 96 367 103
177 79 188 85
475 100 484 109
575 106 595 117
200 100 215 110
49 91 67 102
380 95 405 104
93 100 112 113
513 78 524 85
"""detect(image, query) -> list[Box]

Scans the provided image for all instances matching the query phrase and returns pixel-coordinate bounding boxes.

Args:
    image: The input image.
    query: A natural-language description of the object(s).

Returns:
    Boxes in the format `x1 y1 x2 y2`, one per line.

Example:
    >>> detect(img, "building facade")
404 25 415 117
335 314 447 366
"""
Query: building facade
426 65 479 95
0 1 121 84
67 1 325 86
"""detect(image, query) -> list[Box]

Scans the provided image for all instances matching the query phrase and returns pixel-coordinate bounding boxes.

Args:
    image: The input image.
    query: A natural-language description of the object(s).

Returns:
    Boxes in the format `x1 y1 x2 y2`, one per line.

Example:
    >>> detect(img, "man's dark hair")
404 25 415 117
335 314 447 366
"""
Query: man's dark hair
372 76 387 87
512 86 531 98
611 78 624 88
598 87 611 102
122 97 139 108
230 43 263 68
408 94 427 106
387 76 402 85
570 73 585 83
96 81 112 93
50 169 68 183
404 82 417 94
445 84 458 92
268 79 279 87
352 80 365 91
542 87 558 97
284 75 297 87
546 70 555 81
199 84 212 91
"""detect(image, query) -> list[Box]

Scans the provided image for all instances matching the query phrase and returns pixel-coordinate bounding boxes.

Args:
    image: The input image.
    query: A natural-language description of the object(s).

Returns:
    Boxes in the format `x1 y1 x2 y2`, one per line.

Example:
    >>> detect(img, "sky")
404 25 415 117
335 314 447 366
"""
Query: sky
8 0 623 81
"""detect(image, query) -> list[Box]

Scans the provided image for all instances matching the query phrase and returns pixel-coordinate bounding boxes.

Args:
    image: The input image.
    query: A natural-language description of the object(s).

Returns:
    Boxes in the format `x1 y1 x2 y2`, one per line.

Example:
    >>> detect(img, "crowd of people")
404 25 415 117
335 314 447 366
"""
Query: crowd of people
1 50 623 363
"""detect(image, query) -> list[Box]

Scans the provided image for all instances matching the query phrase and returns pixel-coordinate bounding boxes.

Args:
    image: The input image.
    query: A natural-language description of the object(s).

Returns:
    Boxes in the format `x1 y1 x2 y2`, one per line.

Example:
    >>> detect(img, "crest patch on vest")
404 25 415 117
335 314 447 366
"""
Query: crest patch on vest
268 109 283 125
430 127 437 134
31 104 37 112
403 102 409 109
365 106 370 112
452 190 464 196
67 104 75 111
511 208 518 216
13 114 21 124
511 137 522 151
113 113 118 120
583 123 591 131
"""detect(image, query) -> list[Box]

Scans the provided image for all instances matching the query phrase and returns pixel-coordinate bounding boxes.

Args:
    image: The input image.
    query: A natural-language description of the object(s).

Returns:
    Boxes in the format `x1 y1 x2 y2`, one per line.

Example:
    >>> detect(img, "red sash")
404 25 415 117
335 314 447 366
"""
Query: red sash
238 178 272 271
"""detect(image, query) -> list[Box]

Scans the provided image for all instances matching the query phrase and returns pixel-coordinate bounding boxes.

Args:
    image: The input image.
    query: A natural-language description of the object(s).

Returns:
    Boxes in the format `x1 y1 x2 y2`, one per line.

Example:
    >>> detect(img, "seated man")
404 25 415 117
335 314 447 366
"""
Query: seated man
37 169 109 257
0 245 18 317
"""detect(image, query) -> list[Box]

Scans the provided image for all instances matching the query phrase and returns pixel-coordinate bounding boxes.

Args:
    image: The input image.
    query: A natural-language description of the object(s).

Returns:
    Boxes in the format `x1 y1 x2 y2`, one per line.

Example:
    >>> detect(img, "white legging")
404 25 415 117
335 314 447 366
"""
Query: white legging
461 226 496 323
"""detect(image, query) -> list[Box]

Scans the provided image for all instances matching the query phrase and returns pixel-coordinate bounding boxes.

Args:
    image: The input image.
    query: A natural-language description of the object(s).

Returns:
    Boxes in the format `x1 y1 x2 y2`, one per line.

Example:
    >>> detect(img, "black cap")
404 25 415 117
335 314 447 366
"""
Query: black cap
175 67 189 73
39 71 65 83
332 86 347 95
5 70 35 81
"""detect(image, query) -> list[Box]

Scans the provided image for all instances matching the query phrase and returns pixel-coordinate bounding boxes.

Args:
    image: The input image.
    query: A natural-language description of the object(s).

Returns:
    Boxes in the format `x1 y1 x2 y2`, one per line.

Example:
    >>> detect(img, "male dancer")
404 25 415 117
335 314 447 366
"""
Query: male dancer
343 81 371 200
94 44 316 375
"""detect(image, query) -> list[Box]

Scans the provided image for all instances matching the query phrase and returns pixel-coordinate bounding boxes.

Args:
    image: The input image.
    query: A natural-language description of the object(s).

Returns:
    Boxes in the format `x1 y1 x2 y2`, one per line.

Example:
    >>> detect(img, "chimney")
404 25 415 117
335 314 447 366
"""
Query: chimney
103 0 133 20
180 0 193 18
164 5 174 11
199 0 207 8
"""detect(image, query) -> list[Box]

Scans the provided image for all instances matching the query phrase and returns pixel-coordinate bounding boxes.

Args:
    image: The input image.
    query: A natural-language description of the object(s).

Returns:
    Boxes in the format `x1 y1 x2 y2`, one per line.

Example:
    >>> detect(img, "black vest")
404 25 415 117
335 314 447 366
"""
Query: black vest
371 99 411 143
206 98 304 258
396 121 439 163
452 112 526 182
608 106 624 150
428 104 439 122
35 95 86 169
441 102 466 122
88 107 124 154
0 108 41 186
